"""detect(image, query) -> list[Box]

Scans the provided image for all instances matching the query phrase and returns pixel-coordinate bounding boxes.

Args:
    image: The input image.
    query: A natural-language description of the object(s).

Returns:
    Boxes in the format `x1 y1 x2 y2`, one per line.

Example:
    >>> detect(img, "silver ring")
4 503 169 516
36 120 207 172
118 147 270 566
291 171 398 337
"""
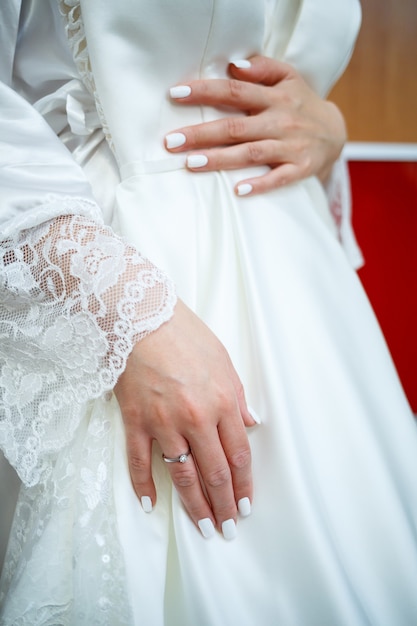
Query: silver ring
162 448 191 464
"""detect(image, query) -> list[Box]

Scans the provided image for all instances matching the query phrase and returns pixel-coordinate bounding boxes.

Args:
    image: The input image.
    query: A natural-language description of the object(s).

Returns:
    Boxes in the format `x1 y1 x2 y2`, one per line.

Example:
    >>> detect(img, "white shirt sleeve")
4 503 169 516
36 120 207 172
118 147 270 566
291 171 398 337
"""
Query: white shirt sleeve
0 82 176 486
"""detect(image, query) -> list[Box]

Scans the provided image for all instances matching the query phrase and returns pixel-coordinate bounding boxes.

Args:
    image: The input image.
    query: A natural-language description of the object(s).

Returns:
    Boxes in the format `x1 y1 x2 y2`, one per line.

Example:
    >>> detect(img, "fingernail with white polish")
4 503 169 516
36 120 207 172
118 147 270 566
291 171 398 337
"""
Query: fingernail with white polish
166 132 186 149
231 59 252 69
170 85 192 98
198 518 216 539
248 406 262 425
237 183 253 196
222 519 237 541
141 496 153 513
187 154 208 168
238 497 251 518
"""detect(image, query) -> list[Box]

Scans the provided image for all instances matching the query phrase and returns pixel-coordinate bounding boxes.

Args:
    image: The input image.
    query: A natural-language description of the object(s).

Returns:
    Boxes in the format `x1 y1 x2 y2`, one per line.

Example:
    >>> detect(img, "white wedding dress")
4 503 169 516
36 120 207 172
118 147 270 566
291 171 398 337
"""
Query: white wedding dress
1 1 417 624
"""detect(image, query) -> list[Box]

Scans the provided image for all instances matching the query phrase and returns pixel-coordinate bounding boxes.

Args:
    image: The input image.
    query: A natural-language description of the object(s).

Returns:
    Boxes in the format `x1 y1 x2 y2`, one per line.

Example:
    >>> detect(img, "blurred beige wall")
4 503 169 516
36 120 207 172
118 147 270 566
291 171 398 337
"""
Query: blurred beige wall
329 0 417 142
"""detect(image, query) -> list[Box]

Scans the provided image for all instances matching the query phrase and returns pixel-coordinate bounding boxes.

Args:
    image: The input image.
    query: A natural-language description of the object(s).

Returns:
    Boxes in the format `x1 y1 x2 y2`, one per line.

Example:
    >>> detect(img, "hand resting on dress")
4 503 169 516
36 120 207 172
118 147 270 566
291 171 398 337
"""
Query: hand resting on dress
165 55 346 195
114 299 256 539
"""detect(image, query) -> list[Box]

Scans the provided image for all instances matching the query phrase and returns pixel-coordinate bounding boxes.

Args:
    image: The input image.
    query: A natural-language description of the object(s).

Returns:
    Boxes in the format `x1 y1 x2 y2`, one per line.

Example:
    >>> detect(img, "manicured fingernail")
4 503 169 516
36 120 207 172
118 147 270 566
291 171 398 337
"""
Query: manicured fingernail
231 59 251 69
166 132 186 149
198 518 216 539
187 154 208 168
237 183 253 196
141 496 153 513
248 406 262 424
222 519 237 541
238 497 251 517
170 85 192 98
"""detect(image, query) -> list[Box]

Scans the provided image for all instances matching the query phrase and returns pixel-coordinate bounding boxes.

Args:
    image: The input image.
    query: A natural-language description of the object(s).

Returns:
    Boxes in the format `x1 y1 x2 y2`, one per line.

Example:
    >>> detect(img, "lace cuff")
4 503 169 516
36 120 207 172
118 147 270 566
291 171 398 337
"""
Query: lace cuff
325 155 364 269
0 211 176 486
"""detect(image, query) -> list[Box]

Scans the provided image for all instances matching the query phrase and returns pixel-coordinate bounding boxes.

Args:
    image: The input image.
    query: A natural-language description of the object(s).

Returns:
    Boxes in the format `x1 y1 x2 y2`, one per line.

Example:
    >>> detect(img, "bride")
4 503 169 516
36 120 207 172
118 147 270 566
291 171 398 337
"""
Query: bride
1 1 417 624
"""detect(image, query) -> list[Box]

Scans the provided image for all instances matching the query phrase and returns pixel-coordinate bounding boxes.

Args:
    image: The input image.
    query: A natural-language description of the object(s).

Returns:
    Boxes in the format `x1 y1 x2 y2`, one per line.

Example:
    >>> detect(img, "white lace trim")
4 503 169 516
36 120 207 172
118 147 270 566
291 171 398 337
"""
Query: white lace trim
58 0 115 154
0 398 133 625
0 209 176 487
325 156 364 269
0 195 101 239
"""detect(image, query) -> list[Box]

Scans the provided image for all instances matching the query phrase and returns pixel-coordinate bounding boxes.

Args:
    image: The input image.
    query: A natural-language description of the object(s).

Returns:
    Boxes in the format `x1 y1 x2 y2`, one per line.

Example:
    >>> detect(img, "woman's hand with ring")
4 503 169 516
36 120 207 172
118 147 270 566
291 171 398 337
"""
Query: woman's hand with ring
165 55 347 195
114 299 256 540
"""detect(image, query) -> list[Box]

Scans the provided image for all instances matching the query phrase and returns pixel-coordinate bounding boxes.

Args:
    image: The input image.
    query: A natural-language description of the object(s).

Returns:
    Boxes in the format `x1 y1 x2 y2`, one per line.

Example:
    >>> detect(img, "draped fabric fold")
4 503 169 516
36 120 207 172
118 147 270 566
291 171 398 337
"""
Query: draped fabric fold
0 0 21 86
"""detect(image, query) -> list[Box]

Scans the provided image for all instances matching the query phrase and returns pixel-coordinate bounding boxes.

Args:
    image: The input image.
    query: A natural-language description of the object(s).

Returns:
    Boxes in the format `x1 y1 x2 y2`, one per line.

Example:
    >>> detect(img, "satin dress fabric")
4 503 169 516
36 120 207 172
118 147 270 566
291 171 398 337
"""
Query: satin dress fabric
1 1 417 624
83 1 417 624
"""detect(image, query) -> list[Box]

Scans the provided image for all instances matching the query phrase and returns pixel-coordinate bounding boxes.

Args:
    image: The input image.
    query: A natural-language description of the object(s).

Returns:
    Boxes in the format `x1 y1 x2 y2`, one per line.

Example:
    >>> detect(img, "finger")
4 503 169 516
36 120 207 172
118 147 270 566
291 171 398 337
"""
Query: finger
169 77 269 113
166 113 280 154
160 438 217 539
189 429 240 539
217 415 253 518
226 359 259 428
229 55 297 86
125 430 157 513
185 139 284 172
235 162 303 197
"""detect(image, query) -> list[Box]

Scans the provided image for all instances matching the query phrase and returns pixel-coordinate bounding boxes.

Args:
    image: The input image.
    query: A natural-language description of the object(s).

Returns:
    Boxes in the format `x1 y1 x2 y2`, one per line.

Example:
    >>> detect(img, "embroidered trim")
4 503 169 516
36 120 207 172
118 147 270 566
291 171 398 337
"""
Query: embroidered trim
58 1 115 153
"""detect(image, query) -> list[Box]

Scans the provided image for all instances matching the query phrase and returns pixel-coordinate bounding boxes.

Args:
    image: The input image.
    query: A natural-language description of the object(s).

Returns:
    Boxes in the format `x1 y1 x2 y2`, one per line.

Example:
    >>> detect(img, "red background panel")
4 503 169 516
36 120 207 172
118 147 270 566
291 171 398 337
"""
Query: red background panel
349 160 417 412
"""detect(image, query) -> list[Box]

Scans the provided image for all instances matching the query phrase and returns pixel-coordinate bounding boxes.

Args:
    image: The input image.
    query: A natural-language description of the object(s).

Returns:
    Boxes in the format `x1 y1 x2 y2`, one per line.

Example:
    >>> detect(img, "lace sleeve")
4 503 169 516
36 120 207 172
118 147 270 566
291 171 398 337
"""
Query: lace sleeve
0 212 176 487
325 154 364 269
